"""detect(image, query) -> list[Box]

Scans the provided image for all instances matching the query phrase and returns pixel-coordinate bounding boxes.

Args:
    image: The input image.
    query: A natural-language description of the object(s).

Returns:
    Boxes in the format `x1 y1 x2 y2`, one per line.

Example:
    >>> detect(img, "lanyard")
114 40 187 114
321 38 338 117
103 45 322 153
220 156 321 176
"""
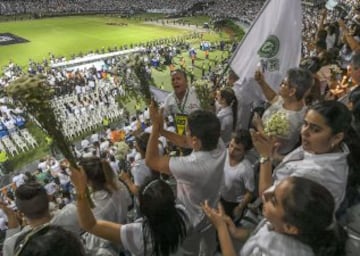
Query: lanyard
175 89 189 114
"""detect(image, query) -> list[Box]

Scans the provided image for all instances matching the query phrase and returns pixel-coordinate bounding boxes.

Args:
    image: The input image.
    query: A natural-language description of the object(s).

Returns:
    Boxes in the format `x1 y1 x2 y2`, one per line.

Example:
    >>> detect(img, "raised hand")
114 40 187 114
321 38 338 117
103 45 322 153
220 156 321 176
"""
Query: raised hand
254 70 265 85
250 129 275 158
201 200 226 229
149 99 164 132
69 166 88 194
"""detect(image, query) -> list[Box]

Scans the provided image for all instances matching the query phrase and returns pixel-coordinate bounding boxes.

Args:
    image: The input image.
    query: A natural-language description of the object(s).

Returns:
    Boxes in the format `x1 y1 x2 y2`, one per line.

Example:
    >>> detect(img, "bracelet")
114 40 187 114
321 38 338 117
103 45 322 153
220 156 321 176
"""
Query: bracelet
259 156 270 164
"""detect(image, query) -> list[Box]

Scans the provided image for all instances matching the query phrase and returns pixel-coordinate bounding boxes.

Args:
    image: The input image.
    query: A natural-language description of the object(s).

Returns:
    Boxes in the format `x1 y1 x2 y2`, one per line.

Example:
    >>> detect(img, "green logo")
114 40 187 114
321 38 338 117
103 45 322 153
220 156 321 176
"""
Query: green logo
257 35 280 58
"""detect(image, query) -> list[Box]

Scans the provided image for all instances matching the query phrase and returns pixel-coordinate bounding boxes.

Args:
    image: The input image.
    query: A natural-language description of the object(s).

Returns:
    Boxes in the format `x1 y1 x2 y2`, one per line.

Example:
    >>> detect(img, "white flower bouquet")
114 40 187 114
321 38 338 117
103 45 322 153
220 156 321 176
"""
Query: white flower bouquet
264 112 290 138
192 79 214 111
115 141 129 160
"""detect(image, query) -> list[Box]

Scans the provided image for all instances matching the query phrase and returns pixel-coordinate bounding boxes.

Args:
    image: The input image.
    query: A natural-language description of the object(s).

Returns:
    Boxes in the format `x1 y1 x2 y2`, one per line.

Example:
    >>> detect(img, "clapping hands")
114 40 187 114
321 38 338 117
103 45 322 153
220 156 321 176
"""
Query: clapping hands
149 99 164 133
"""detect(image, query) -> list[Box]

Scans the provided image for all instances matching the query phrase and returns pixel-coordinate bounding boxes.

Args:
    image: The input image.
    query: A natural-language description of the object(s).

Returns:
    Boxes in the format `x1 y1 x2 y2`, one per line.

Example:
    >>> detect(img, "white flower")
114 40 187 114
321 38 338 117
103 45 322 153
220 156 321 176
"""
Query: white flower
264 112 290 137
115 141 129 160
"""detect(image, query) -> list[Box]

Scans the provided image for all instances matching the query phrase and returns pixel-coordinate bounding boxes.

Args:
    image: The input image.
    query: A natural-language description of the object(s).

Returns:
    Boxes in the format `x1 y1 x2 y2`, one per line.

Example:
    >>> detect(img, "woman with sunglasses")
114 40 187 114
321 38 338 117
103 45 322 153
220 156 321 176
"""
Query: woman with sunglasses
253 68 314 155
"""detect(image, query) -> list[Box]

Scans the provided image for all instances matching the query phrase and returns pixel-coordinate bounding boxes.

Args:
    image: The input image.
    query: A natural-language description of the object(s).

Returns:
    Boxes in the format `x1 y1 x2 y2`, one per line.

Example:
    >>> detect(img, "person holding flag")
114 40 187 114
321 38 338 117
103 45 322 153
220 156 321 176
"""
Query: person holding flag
229 0 303 129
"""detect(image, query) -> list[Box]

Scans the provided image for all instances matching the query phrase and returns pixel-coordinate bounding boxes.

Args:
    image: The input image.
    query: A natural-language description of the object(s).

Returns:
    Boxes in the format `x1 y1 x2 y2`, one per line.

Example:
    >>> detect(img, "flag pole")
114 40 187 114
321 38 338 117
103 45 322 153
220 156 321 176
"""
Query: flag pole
216 0 272 86
228 0 272 64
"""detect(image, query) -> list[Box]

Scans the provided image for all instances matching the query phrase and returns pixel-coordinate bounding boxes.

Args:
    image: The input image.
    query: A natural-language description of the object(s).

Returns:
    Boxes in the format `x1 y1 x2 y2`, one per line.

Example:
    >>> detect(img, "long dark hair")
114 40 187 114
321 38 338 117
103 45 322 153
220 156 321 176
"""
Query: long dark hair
310 101 360 208
78 157 118 193
282 177 347 256
139 179 187 255
220 87 238 131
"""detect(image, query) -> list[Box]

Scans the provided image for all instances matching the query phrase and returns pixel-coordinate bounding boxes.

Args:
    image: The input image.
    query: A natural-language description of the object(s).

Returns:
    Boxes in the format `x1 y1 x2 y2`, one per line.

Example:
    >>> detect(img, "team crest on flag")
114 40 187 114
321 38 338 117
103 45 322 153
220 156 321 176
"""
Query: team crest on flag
258 35 280 58
258 35 280 72
229 0 302 129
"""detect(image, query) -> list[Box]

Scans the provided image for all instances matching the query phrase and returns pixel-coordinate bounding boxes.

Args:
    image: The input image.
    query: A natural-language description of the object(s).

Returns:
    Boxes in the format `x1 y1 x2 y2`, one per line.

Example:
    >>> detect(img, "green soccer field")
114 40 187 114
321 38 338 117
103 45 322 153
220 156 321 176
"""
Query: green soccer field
0 15 224 70
0 15 237 171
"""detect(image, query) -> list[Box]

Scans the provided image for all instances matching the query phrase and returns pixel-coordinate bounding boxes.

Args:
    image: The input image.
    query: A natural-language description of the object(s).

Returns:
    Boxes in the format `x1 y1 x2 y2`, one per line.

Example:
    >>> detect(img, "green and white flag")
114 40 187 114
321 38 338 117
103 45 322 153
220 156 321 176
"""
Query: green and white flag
230 0 302 100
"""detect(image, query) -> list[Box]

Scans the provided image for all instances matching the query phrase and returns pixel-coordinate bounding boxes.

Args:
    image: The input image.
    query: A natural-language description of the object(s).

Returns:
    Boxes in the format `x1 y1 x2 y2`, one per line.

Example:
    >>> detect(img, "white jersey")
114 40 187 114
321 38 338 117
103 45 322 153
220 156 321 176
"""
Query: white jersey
169 140 226 228
221 154 255 203
162 88 201 117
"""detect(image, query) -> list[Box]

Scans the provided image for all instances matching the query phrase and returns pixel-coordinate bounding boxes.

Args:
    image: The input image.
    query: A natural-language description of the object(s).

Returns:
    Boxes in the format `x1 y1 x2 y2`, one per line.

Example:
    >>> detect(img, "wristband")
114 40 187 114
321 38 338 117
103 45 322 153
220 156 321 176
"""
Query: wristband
259 156 270 164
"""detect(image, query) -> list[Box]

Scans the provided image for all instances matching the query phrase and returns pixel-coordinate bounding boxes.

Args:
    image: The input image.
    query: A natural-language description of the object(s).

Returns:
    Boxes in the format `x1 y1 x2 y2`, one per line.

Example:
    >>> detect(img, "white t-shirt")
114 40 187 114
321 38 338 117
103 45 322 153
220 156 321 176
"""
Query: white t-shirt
100 140 110 152
91 133 99 143
162 88 201 117
169 140 226 228
45 182 58 196
58 171 70 186
81 139 90 149
91 184 129 225
50 161 61 178
75 85 82 95
217 106 233 146
241 220 314 256
220 154 255 203
126 149 137 162
0 209 8 231
131 159 153 187
38 161 48 172
262 97 305 154
120 205 191 256
273 144 349 210
12 174 25 188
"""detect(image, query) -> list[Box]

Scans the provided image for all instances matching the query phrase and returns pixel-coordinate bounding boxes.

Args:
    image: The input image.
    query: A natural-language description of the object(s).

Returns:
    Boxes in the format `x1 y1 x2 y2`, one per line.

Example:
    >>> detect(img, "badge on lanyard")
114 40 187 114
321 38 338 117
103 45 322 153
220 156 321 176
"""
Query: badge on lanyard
175 114 188 136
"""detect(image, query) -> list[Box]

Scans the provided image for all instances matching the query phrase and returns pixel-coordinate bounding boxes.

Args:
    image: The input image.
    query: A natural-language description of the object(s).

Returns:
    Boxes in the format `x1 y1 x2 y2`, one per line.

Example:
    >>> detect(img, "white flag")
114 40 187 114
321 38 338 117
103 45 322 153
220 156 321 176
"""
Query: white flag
150 86 170 104
230 0 302 128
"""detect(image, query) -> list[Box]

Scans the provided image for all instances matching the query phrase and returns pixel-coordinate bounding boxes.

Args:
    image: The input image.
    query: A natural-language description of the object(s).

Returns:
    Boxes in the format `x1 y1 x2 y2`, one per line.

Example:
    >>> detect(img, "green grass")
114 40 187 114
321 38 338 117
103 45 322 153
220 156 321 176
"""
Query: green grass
0 15 192 69
177 15 211 26
0 15 239 171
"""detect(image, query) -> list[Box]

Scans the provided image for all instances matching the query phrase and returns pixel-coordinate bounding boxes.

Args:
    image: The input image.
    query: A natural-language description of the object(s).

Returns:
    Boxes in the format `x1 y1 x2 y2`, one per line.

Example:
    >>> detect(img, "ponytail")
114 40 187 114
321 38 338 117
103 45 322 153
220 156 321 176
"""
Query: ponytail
79 157 118 193
139 179 186 256
220 87 238 131
231 96 238 131
100 159 118 192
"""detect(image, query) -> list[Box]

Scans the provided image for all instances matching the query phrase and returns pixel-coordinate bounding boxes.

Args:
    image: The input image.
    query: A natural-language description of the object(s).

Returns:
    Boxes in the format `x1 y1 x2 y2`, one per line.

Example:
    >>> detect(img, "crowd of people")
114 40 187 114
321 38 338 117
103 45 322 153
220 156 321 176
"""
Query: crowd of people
205 0 265 22
0 0 265 20
0 31 215 158
0 0 360 255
